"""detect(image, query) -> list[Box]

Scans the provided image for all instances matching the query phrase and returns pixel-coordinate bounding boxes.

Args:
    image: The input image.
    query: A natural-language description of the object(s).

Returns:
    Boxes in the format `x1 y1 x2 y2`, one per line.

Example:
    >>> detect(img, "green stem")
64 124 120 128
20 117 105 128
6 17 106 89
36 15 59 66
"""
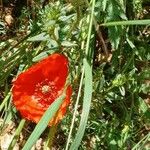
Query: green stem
45 124 58 149
0 92 11 112
8 119 26 150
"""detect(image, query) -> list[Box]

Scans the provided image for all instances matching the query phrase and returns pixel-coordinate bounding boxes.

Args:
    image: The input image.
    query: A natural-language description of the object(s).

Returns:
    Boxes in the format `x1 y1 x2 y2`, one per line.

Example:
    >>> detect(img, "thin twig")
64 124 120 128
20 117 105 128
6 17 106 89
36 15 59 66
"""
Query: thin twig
94 23 109 57
85 0 109 58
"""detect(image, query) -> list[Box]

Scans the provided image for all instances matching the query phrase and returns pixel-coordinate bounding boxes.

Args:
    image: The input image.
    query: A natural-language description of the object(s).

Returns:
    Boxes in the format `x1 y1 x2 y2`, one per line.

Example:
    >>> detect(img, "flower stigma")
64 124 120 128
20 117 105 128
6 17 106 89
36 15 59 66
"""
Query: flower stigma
41 85 51 94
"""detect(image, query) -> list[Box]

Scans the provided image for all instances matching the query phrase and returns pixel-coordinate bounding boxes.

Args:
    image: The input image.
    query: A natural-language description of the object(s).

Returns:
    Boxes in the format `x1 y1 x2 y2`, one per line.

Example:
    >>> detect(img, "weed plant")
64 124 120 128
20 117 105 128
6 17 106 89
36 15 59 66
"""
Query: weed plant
0 0 150 149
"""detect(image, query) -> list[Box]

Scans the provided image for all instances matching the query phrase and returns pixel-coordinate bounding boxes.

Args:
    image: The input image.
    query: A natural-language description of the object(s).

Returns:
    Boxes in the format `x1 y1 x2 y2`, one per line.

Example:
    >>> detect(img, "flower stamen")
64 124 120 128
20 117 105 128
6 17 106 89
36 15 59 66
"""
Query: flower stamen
41 85 50 94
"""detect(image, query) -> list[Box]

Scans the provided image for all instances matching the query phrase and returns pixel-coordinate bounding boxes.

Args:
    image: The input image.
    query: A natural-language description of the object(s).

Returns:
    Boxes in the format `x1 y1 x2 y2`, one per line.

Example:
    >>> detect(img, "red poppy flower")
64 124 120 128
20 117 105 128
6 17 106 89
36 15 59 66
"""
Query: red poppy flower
12 53 72 126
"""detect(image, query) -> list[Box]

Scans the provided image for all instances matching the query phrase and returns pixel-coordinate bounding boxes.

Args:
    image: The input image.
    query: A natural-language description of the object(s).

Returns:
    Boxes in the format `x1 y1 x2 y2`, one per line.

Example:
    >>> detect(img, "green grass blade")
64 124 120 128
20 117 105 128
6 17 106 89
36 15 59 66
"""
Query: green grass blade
101 19 150 26
0 92 11 112
8 119 26 150
132 133 150 150
65 68 85 150
22 93 65 150
68 0 94 149
69 58 92 150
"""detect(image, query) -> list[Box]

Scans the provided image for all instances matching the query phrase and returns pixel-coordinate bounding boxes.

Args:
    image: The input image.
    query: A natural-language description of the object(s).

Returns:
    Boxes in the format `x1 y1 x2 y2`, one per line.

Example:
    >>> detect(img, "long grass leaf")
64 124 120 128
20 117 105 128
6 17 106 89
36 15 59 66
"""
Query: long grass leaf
22 93 65 150
68 0 95 148
0 92 11 112
8 119 26 150
69 59 92 150
101 19 150 26
65 68 85 150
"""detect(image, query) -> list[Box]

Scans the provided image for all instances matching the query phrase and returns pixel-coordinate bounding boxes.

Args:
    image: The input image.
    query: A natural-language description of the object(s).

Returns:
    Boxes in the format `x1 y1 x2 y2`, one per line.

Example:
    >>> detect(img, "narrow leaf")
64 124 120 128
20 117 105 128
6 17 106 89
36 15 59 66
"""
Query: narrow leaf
22 93 65 150
27 32 49 41
101 19 150 26
69 59 92 150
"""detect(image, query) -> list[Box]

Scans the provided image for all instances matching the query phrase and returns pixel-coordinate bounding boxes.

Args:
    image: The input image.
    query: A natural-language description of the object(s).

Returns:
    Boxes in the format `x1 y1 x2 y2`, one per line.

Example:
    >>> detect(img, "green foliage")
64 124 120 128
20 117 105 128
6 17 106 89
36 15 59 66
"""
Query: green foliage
0 20 6 34
0 0 150 149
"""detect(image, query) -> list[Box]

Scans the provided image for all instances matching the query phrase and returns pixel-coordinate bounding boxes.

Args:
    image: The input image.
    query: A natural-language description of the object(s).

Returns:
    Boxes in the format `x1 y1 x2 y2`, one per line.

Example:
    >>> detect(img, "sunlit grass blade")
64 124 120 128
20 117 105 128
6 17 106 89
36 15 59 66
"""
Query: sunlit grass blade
65 68 85 150
8 119 26 150
68 0 94 148
132 132 150 150
0 92 11 112
22 93 66 150
101 19 150 26
69 59 92 150
66 0 94 149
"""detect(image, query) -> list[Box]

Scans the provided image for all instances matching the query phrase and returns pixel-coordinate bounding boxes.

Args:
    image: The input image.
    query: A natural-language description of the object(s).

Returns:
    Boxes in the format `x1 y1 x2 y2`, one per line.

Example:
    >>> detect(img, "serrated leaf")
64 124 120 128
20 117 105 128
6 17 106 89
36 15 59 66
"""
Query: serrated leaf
54 26 60 40
119 86 125 96
0 21 5 26
47 39 58 48
27 33 49 41
61 41 77 47
106 0 126 49
59 14 75 22
139 97 148 113
108 26 123 49
46 20 56 26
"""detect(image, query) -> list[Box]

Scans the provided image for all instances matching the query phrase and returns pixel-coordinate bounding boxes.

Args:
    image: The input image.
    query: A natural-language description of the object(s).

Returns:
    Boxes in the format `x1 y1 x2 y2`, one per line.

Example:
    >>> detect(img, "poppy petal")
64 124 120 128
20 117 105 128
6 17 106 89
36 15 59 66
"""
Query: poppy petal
12 53 72 126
